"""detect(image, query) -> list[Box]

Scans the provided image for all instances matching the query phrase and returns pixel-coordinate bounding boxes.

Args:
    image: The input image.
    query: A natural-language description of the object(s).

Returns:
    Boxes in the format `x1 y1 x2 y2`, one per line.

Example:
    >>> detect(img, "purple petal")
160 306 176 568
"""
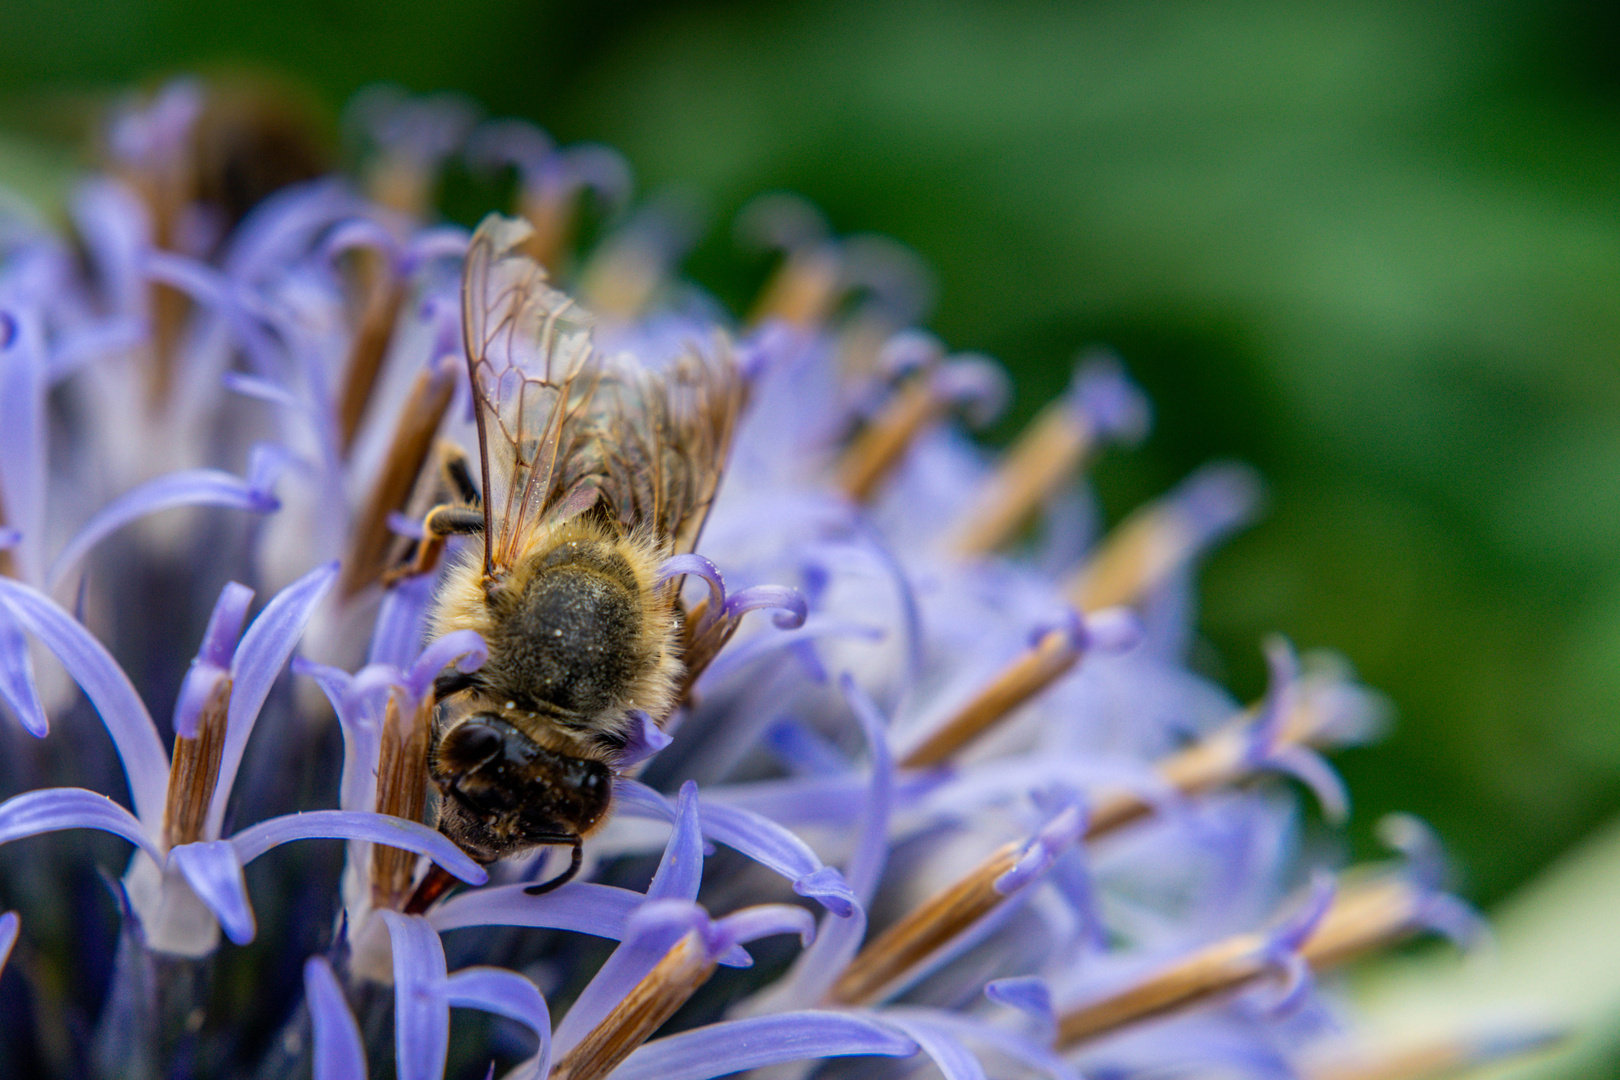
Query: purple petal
1254 950 1313 1016
1245 636 1300 763
1417 892 1489 949
223 179 361 280
0 579 169 824
1171 461 1265 555
0 527 17 549
228 810 487 885
892 1008 1080 1080
321 217 400 264
935 354 1008 428
305 957 368 1080
399 227 470 275
769 676 893 1008
701 617 885 687
169 840 255 945
723 584 808 630
710 904 817 953
144 250 283 376
650 781 704 901
659 553 724 612
551 894 708 1056
70 177 149 318
379 912 450 1080
47 468 282 590
443 967 550 1077
762 717 848 777
0 911 17 975
108 79 203 167
0 601 47 736
878 331 943 380
206 561 339 839
615 710 672 769
985 976 1055 1032
387 512 425 540
1378 813 1449 892
429 881 642 936
1271 873 1338 953
839 674 895 905
611 1012 918 1080
1068 353 1150 445
200 582 256 668
172 583 255 739
1266 745 1349 823
995 804 1086 895
0 310 47 587
1079 606 1143 654
614 778 854 916
222 372 300 408
876 1014 987 1080
368 572 436 668
557 144 633 207
0 787 159 860
292 658 380 813
467 118 554 176
402 629 487 705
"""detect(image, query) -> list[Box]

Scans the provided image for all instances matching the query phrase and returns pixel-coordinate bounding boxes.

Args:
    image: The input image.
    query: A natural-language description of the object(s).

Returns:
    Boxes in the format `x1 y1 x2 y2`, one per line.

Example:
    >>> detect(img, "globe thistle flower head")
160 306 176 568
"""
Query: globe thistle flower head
0 78 1551 1080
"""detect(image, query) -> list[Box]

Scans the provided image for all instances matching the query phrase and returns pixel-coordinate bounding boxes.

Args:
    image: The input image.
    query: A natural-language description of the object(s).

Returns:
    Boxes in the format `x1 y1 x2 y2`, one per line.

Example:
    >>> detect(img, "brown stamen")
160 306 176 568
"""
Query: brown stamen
519 187 576 272
950 400 1096 558
366 158 432 221
1055 875 1431 1050
162 676 232 850
835 375 945 503
549 930 718 1080
748 247 842 328
835 684 1341 1007
899 628 1083 769
1064 500 1195 613
828 842 1022 1006
340 355 457 597
369 692 435 910
1085 684 1338 839
675 594 729 704
336 269 407 455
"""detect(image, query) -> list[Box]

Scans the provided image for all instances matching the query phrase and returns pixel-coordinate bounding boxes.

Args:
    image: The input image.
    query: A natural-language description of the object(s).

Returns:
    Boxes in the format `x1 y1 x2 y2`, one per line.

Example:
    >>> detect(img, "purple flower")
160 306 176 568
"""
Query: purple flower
0 78 1506 1080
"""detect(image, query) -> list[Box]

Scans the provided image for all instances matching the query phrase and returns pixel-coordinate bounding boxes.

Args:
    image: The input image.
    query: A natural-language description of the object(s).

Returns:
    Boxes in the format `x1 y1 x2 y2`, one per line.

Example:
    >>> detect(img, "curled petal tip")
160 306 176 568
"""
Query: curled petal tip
1082 607 1142 653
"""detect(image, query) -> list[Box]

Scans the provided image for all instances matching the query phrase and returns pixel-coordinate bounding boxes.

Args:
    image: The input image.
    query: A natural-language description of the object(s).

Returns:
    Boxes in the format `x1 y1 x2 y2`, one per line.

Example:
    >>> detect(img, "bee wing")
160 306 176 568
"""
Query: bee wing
461 214 743 577
558 342 745 558
461 214 600 575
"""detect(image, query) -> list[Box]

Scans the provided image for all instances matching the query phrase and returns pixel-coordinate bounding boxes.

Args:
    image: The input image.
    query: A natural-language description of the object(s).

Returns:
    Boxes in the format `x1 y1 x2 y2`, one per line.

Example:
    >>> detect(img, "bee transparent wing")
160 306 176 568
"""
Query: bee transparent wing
461 214 600 575
560 344 745 557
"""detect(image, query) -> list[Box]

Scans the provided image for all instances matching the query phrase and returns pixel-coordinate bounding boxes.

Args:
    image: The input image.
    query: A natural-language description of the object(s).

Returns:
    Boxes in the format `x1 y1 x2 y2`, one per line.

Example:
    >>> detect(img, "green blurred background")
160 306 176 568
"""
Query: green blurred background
1 0 1617 912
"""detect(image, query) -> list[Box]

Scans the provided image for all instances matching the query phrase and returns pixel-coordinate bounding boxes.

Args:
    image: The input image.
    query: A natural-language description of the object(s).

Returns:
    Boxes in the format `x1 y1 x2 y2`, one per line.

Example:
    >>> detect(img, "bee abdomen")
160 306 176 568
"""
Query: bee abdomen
490 541 648 722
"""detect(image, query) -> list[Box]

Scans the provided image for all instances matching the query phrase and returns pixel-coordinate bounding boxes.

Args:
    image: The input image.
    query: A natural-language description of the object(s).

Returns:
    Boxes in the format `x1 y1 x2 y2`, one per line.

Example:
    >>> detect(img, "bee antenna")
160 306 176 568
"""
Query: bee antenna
523 835 584 896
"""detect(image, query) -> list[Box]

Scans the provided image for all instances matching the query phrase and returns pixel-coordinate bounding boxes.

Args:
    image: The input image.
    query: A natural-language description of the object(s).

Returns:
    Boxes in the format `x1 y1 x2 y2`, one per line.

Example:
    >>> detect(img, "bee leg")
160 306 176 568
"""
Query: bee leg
432 668 479 703
388 503 485 582
523 835 584 896
403 862 463 914
441 443 482 507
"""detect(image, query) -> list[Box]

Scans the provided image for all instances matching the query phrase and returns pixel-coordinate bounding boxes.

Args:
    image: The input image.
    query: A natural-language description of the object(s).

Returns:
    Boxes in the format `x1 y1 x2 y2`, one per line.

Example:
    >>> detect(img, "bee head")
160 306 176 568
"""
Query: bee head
429 713 612 864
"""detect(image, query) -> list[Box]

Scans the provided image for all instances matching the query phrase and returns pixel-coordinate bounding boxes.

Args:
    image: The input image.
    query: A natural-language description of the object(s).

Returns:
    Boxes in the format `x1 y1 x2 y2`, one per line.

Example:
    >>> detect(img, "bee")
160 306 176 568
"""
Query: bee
407 213 742 907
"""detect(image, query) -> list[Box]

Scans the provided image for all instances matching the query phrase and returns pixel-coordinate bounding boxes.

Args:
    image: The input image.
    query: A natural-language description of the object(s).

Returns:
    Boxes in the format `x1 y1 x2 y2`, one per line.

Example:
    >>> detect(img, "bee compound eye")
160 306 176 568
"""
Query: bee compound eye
442 719 505 772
